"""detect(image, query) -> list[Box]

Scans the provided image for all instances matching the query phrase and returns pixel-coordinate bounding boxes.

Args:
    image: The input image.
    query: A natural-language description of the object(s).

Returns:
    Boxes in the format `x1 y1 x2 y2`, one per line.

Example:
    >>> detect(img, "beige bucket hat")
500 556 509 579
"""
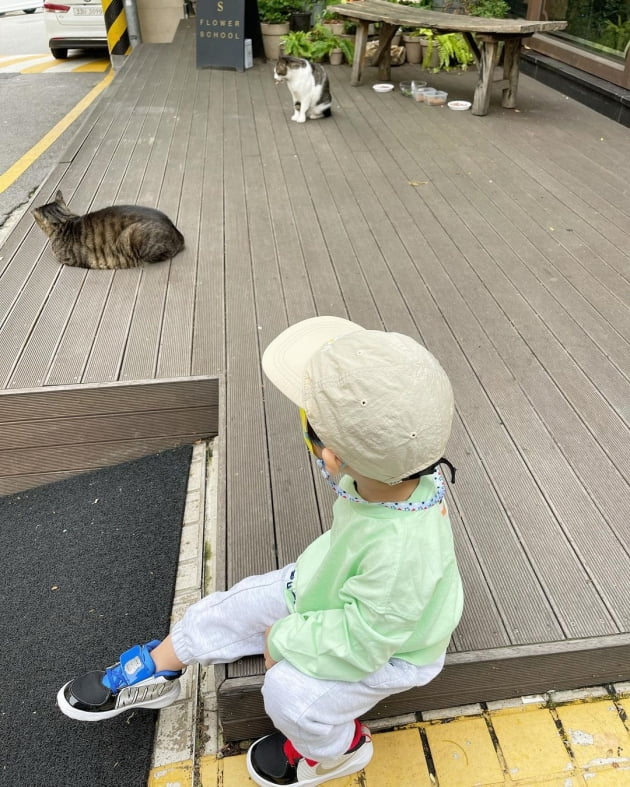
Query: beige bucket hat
262 316 454 485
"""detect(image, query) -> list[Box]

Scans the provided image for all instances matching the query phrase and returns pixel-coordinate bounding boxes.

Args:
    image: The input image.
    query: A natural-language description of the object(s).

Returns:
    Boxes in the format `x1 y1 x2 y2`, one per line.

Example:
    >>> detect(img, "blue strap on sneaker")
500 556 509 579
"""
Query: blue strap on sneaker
102 640 161 693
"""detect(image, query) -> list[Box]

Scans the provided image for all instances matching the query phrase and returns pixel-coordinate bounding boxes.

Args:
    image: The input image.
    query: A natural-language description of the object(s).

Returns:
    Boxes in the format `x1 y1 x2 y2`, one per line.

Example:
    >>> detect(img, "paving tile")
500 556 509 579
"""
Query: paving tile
425 716 504 786
526 777 587 786
556 700 630 770
147 761 193 786
574 768 630 784
490 706 573 780
216 754 251 786
198 754 219 786
365 728 433 786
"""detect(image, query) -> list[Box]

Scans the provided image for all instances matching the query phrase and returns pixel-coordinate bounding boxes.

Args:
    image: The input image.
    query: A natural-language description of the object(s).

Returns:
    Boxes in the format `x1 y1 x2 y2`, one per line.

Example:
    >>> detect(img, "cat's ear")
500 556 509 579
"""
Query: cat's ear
55 190 66 205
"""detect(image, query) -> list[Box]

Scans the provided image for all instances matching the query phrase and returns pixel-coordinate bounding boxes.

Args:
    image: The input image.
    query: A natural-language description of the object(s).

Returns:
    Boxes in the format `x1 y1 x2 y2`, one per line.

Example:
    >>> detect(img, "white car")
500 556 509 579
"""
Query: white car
0 0 44 13
43 0 107 59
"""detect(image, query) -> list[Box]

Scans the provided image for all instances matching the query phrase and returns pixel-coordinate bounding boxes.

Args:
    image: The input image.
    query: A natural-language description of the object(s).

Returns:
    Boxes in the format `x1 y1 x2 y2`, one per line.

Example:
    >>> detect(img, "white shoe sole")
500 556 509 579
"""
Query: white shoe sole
246 736 373 786
56 678 181 721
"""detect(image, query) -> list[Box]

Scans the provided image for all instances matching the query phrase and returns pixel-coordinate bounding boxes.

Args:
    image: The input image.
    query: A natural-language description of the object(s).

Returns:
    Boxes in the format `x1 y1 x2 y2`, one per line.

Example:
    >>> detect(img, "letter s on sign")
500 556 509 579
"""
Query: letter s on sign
217 1 223 10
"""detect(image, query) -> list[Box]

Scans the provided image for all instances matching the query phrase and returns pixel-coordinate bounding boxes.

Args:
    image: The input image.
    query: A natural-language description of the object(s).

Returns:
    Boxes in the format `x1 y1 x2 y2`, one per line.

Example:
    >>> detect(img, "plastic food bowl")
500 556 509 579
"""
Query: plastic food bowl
399 81 413 96
373 83 395 92
426 90 448 106
412 85 433 102
448 100 472 111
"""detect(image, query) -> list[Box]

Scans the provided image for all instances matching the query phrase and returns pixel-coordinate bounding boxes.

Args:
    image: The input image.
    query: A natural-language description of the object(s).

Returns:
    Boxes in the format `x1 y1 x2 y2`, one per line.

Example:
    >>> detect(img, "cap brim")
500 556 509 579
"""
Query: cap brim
262 316 364 406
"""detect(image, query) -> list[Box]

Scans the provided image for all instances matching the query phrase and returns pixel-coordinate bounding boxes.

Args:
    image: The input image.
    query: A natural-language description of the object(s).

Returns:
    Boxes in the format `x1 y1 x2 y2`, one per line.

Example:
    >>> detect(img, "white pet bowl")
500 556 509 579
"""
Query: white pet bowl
448 100 472 111
373 83 394 92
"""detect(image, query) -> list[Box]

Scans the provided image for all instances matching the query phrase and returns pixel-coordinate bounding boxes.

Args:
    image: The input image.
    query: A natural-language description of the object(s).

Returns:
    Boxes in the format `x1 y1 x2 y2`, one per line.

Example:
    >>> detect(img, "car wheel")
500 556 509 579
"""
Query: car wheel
24 8 37 12
51 47 68 59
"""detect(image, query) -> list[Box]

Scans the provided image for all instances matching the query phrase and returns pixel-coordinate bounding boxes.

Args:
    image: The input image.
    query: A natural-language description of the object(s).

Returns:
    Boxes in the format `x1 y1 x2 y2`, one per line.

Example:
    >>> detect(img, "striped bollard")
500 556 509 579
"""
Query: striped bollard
102 0 131 69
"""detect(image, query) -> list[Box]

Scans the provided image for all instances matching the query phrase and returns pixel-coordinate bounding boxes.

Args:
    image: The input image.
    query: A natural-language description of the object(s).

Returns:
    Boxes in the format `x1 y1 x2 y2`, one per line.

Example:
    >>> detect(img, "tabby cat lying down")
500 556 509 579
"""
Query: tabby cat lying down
32 191 185 270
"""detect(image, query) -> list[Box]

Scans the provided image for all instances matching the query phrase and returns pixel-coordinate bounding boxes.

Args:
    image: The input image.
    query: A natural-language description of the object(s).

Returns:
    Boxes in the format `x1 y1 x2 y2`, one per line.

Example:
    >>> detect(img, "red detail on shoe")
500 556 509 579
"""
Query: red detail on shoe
282 719 366 771
347 719 363 752
283 738 305 767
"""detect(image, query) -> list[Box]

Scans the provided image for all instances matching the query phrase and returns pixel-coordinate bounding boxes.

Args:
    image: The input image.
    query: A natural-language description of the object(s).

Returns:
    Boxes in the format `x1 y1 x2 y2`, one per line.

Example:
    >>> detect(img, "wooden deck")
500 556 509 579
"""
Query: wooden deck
1 20 629 741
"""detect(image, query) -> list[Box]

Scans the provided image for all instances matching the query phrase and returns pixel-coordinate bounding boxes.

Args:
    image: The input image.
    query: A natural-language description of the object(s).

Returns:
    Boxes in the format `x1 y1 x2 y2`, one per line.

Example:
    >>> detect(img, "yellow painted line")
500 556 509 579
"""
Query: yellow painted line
21 57 110 74
0 69 115 196
72 59 110 73
0 54 49 68
22 58 69 73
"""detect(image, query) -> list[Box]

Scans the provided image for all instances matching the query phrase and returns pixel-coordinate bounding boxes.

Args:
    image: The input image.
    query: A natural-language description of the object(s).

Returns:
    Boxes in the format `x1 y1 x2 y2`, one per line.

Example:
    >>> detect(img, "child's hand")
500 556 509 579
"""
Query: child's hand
264 626 278 669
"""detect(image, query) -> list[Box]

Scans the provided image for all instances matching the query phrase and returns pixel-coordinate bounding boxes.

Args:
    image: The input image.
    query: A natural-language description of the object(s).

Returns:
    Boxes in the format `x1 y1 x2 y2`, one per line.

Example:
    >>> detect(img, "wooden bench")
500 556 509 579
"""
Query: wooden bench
326 0 567 115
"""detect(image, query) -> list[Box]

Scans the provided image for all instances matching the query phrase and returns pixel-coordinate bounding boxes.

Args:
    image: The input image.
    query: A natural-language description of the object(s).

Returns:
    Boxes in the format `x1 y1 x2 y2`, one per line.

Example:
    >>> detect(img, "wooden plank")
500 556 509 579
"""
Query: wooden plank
191 67 225 378
219 636 630 741
242 73 323 569
0 377 218 494
326 0 567 35
361 92 630 593
0 437 198 496
1 407 217 452
156 61 203 380
223 69 276 587
1 23 629 735
330 75 619 638
0 377 219 421
0 432 211 477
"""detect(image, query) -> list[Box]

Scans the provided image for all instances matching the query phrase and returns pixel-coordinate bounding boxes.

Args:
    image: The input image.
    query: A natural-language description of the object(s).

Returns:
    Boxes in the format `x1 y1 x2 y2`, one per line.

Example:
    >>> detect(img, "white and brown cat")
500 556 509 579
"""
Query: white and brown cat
274 56 332 123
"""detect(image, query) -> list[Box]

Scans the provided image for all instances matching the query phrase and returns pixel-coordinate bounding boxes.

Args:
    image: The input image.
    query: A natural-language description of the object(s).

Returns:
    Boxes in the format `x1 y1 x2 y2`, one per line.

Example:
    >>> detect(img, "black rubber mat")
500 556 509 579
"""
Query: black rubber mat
0 445 193 787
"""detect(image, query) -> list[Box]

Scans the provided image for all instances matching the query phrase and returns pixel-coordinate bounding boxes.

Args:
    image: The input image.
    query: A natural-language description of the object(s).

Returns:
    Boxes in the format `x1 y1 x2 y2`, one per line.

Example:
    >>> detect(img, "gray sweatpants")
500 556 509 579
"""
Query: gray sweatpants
170 564 445 761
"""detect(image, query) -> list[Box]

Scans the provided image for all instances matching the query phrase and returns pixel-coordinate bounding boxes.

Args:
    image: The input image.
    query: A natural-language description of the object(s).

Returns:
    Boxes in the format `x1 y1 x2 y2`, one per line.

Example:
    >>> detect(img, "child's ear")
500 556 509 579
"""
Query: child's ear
321 447 345 475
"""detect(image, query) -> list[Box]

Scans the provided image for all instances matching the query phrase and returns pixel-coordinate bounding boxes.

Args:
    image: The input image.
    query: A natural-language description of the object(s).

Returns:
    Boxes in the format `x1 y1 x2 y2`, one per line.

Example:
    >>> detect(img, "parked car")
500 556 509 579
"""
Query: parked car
43 0 107 59
0 0 44 14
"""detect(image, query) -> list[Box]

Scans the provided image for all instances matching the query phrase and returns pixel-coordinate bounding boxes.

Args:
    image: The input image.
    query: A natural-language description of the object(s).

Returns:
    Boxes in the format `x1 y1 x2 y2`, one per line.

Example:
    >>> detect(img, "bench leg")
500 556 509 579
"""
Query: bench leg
472 38 499 116
501 37 521 108
351 21 370 86
377 23 396 82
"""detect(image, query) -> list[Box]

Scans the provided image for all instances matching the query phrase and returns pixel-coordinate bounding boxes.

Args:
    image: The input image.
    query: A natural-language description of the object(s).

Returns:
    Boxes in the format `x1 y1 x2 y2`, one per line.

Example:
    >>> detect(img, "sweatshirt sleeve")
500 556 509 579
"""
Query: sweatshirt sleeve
266 565 433 681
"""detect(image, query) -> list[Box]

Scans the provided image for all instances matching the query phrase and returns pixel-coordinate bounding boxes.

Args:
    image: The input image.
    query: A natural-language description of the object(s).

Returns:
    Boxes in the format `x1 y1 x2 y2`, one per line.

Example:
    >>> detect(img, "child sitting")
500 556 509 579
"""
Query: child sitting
58 316 463 787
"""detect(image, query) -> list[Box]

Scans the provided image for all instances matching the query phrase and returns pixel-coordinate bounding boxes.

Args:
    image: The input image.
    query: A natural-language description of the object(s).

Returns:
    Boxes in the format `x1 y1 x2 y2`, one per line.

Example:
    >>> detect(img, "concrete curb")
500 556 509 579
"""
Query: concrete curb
148 439 220 787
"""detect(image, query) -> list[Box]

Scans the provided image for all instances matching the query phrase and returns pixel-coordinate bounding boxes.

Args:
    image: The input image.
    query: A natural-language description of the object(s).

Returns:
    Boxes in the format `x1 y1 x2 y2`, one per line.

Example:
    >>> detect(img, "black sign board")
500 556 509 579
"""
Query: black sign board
197 0 246 70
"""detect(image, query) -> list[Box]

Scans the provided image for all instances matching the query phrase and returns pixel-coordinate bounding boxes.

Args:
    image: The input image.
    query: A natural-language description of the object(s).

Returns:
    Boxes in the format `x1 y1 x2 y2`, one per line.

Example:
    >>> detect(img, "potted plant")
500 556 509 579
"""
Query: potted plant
289 0 312 32
321 3 345 35
419 29 473 72
402 28 424 64
310 22 354 64
280 29 315 58
259 0 294 59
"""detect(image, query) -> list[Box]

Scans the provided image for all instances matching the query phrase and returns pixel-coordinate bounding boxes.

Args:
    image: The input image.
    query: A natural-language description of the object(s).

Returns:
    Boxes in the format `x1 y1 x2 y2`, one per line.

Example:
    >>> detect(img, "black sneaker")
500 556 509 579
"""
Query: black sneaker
246 720 373 786
57 640 182 721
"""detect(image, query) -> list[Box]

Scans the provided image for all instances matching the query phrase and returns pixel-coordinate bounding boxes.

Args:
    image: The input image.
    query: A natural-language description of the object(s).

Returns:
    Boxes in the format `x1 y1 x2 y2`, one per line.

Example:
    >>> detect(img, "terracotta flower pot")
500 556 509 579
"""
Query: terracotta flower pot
403 36 422 65
329 49 343 65
261 22 290 60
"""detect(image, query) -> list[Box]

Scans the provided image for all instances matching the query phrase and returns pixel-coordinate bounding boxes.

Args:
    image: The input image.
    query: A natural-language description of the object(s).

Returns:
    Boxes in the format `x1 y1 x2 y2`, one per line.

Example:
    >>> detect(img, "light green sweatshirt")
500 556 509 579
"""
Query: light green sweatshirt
267 473 464 681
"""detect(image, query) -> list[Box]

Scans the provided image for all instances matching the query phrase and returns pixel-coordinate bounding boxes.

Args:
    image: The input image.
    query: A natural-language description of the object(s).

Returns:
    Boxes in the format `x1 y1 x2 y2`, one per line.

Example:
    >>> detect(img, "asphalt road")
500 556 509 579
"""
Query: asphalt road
0 10 110 244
